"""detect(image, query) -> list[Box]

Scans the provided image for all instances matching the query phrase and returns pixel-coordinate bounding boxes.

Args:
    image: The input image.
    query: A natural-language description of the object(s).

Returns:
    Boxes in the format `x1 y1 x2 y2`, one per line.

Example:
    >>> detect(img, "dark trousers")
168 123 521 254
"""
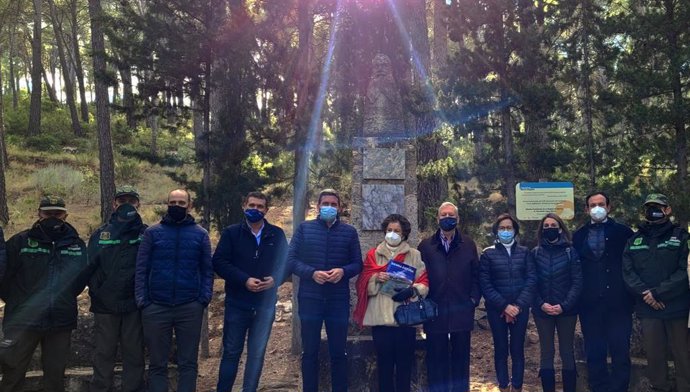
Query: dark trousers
640 317 690 392
426 331 471 392
371 326 416 392
216 304 275 392
534 314 577 371
0 329 71 392
486 309 529 389
142 301 204 392
579 304 632 392
89 311 145 392
298 297 349 392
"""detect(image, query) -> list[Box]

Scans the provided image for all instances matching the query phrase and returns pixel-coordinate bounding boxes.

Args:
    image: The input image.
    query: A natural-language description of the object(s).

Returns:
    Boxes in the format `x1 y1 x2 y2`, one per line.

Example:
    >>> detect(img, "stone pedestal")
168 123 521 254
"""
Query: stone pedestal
352 137 419 253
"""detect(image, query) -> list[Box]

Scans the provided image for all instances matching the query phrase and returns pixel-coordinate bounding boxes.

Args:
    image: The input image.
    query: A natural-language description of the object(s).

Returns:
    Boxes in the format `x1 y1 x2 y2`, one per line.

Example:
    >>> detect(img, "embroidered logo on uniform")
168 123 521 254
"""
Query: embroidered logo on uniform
27 239 38 248
633 238 642 246
100 231 111 240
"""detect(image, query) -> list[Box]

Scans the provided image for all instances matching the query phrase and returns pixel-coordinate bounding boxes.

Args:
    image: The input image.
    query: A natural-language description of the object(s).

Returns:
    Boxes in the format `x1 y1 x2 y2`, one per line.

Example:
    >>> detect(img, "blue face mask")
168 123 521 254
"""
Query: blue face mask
319 206 338 222
244 208 265 223
439 217 457 232
497 230 515 244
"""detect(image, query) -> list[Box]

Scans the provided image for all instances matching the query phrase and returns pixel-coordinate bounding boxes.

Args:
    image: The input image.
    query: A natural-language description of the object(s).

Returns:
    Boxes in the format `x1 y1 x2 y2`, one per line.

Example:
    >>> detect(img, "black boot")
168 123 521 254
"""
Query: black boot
562 369 577 392
539 369 556 392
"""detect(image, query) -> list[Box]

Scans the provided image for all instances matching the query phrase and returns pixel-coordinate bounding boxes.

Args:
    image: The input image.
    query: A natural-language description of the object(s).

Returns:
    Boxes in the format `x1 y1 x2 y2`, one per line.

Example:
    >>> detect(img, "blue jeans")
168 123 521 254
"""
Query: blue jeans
487 309 529 389
579 304 632 392
216 304 275 392
142 301 204 392
298 297 349 392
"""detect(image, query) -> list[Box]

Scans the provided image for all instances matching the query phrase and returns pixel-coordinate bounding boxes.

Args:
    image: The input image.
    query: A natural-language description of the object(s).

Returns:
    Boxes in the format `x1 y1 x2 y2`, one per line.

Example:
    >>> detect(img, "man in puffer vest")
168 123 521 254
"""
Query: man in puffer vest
135 189 213 392
623 193 690 392
88 186 147 392
0 196 89 392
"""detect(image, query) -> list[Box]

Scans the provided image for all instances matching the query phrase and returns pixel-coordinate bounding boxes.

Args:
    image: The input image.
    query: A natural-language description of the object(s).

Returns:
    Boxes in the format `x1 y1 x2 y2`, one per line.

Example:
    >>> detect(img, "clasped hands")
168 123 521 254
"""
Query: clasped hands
642 289 665 310
312 268 345 284
501 304 521 324
540 302 563 316
245 276 275 292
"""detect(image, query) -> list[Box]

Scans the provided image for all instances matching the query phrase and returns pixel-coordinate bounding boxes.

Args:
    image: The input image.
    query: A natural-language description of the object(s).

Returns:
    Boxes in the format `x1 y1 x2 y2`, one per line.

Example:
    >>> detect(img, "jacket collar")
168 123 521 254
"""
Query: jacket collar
28 220 81 246
161 213 196 226
375 240 411 259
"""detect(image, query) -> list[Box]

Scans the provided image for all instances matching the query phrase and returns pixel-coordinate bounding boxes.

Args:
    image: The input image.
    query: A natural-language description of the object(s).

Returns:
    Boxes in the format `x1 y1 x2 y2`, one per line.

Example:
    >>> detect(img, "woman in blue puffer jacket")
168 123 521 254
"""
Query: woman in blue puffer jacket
480 213 537 392
531 213 582 392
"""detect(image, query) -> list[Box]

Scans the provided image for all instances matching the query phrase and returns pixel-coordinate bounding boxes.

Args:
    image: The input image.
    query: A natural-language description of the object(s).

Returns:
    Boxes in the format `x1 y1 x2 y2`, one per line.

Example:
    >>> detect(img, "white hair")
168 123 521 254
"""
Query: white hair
437 201 459 216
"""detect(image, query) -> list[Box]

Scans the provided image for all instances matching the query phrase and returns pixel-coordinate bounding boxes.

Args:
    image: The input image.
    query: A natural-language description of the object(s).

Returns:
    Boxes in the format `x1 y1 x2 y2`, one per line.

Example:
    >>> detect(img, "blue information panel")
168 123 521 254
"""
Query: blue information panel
515 182 575 221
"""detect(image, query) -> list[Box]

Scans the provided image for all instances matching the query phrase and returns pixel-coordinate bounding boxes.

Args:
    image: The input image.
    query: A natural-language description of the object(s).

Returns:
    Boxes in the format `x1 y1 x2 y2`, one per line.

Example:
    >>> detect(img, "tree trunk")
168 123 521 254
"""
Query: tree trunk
432 0 448 79
71 0 90 122
581 0 595 189
120 64 135 128
42 66 58 103
148 97 159 158
665 0 688 227
89 0 116 222
9 27 18 110
291 0 314 355
49 0 83 137
0 47 9 224
28 0 43 136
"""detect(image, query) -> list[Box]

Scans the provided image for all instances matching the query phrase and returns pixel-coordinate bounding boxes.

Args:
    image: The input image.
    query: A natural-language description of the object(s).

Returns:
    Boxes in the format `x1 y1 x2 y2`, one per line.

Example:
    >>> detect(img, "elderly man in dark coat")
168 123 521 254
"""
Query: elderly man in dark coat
419 201 481 392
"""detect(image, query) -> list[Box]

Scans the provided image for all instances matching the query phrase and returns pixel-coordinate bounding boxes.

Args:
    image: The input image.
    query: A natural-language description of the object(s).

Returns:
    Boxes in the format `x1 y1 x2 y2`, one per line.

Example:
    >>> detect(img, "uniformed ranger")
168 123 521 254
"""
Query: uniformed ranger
622 193 690 392
0 196 89 392
88 186 147 392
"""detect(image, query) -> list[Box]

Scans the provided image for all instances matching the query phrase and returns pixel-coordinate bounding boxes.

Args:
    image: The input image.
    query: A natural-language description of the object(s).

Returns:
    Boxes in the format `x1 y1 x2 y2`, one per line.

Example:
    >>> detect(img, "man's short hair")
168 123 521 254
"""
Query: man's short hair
437 201 458 216
584 191 610 207
243 191 269 207
168 189 192 203
317 188 340 206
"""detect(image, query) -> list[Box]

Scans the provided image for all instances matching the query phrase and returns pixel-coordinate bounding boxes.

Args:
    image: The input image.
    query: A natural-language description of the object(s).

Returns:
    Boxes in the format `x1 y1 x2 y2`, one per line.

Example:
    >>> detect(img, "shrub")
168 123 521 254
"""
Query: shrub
116 157 144 183
32 164 84 198
24 134 61 152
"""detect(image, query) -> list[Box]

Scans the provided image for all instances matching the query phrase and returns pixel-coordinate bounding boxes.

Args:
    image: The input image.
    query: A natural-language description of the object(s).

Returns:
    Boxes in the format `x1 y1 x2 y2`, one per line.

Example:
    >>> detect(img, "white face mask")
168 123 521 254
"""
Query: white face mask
589 206 607 222
385 231 402 247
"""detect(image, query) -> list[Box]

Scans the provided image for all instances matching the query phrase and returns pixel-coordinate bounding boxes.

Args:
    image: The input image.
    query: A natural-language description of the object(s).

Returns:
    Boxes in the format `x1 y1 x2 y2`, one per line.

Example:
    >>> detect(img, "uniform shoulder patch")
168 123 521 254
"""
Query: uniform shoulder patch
633 238 643 246
27 238 39 248
100 231 111 240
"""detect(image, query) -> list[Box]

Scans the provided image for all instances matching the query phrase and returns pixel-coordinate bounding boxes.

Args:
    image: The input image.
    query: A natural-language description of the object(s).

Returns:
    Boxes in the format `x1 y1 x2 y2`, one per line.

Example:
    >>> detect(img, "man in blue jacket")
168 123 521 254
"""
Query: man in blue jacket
213 191 288 392
573 192 634 392
289 189 362 392
135 189 213 392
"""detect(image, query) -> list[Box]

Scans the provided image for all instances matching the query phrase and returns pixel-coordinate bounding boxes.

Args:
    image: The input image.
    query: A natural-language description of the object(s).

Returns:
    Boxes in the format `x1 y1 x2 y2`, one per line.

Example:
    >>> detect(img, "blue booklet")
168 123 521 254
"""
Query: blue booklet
380 261 416 297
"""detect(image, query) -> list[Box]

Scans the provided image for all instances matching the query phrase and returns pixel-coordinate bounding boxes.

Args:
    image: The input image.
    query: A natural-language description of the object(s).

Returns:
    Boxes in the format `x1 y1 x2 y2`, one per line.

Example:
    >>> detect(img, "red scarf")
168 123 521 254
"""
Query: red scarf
353 247 429 328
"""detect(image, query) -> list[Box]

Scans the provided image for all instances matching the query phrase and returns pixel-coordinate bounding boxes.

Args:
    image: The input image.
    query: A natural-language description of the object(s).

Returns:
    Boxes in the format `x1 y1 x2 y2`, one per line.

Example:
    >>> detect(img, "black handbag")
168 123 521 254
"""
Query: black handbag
393 287 438 326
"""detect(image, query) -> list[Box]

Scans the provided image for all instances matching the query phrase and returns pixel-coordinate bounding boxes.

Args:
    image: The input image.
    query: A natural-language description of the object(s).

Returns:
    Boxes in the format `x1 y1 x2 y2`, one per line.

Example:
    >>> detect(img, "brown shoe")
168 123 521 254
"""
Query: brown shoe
499 387 510 392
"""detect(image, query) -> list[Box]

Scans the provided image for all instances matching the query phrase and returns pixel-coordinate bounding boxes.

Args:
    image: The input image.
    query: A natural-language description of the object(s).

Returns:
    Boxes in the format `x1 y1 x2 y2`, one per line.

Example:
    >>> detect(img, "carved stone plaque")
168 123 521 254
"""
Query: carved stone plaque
363 148 406 180
362 184 405 230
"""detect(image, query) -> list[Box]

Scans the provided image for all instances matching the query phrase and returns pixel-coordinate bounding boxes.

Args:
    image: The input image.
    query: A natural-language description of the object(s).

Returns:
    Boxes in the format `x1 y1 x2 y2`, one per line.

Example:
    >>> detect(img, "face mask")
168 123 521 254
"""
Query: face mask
244 208 265 223
543 227 560 242
589 206 607 222
385 231 402 247
645 206 666 222
40 217 66 239
116 203 139 222
319 206 338 222
167 205 188 222
497 230 515 244
439 217 457 232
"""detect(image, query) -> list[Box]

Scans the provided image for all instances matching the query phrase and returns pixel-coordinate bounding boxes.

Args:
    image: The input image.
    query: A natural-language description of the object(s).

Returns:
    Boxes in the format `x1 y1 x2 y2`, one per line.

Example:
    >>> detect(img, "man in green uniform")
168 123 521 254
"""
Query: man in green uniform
622 193 690 392
0 196 89 392
88 186 147 392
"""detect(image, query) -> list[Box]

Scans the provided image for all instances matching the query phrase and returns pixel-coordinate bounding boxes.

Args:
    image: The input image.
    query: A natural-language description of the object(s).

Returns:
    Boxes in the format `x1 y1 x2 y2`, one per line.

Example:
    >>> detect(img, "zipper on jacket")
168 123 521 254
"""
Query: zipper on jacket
48 241 57 329
172 226 181 305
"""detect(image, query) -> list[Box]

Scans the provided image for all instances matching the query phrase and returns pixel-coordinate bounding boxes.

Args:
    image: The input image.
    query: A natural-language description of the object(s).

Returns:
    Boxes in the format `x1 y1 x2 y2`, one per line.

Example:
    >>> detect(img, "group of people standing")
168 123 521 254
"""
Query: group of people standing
0 186 688 392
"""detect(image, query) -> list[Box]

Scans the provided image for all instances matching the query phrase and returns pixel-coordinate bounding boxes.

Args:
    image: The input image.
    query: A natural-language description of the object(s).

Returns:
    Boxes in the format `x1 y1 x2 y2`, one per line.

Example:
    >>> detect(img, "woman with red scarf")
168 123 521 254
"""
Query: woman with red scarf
354 214 428 392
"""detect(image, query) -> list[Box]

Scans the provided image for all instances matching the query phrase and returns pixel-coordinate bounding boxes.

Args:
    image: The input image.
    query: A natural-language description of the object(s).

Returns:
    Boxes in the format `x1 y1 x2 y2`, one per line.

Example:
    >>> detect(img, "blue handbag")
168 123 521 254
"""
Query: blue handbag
393 287 438 326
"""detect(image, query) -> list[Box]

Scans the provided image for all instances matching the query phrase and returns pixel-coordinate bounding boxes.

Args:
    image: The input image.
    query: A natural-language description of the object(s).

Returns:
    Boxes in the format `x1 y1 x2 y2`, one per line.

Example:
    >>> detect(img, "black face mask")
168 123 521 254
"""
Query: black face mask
167 205 187 222
116 203 139 222
645 206 666 223
40 217 66 240
542 227 560 242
